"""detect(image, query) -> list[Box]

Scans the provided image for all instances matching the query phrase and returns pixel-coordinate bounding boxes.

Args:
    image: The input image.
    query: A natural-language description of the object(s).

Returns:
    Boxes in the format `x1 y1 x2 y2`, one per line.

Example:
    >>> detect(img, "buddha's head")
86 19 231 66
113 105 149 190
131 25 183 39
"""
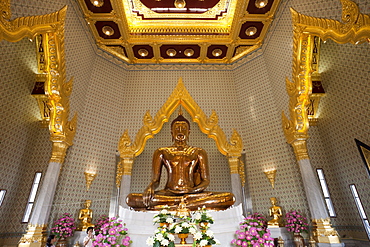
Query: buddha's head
171 113 190 142
85 199 92 208
270 197 277 205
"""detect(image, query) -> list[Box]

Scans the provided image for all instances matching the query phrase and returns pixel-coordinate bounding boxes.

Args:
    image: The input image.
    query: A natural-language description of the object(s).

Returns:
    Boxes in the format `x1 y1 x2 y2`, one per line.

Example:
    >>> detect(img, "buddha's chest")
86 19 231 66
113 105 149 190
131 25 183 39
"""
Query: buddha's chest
163 147 198 168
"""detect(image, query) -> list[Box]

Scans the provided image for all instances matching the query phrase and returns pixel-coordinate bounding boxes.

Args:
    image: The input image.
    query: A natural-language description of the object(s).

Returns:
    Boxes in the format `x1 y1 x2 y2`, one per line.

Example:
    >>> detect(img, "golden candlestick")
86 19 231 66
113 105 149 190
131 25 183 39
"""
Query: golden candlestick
264 169 277 189
84 171 97 191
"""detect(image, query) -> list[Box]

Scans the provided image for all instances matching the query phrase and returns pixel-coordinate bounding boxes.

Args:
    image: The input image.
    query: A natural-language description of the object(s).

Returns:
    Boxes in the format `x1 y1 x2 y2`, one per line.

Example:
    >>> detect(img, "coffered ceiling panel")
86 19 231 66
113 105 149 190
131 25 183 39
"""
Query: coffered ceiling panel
78 0 282 64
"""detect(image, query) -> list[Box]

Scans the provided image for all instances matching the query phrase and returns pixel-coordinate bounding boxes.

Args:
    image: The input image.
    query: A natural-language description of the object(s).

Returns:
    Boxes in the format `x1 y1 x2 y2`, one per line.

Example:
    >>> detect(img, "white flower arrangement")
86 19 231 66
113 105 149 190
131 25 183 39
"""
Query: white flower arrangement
192 206 214 225
146 227 175 247
152 205 176 224
192 229 220 247
169 221 197 234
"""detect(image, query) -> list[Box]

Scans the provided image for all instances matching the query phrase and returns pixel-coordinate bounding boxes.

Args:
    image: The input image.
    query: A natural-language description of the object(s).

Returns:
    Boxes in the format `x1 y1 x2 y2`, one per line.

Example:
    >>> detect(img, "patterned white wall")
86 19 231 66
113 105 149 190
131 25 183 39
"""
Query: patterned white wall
1 0 369 244
308 39 370 239
0 39 52 235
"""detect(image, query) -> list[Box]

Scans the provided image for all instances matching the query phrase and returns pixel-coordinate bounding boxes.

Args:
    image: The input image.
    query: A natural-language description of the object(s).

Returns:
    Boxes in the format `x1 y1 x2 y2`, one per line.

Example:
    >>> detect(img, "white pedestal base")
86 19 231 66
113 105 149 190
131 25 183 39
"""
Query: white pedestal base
118 204 244 247
317 243 345 247
68 231 86 247
268 227 294 247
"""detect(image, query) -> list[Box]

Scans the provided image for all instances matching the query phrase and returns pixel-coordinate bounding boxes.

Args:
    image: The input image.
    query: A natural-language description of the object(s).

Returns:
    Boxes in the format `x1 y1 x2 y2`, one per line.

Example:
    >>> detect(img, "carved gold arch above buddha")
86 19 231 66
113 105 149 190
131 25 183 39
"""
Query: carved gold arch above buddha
282 0 370 160
117 77 244 187
0 4 77 164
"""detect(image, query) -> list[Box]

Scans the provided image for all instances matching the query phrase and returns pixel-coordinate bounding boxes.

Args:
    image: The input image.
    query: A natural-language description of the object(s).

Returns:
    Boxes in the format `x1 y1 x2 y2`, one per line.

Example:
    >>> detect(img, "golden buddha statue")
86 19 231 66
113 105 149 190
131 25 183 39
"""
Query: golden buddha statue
126 112 235 211
77 200 94 231
267 197 283 227
175 197 190 218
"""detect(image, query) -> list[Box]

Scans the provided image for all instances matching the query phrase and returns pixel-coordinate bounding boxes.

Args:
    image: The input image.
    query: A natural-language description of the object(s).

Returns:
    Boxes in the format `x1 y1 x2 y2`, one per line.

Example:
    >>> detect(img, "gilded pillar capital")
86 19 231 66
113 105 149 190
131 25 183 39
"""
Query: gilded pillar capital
291 139 309 161
116 157 134 188
228 156 240 174
50 141 70 164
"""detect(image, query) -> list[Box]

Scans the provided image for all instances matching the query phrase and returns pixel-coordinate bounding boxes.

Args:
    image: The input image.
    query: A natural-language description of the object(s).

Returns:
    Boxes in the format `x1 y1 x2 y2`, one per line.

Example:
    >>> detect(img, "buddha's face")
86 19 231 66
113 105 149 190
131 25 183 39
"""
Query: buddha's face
172 121 190 142
270 197 277 205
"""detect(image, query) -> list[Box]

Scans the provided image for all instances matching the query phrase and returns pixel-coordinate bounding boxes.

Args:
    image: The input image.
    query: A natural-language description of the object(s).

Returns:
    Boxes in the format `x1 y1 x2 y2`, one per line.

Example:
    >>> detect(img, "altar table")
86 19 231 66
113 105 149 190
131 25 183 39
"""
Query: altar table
118 204 244 247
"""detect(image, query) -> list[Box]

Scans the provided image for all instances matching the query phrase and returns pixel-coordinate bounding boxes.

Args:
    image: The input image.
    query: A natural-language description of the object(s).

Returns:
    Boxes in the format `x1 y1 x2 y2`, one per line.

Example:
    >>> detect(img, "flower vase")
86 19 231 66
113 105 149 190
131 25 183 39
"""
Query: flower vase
178 233 189 244
159 222 169 228
56 237 68 247
293 232 304 247
199 222 208 228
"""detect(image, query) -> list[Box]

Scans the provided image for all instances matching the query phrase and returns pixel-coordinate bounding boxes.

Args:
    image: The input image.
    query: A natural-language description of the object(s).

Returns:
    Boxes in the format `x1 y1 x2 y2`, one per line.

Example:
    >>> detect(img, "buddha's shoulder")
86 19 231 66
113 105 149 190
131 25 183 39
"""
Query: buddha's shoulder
156 146 204 152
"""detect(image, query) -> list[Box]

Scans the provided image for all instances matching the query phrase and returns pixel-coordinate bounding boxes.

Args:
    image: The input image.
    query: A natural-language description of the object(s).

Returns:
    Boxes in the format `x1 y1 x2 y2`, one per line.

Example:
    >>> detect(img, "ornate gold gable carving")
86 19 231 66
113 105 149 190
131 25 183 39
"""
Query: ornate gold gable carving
0 4 77 163
117 77 244 186
281 0 369 244
282 0 370 160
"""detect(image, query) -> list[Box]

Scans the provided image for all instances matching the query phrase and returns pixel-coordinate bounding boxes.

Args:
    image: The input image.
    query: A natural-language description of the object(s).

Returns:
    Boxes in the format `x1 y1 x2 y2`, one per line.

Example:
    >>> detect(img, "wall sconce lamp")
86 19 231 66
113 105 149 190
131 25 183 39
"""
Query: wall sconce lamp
84 171 97 191
264 169 277 189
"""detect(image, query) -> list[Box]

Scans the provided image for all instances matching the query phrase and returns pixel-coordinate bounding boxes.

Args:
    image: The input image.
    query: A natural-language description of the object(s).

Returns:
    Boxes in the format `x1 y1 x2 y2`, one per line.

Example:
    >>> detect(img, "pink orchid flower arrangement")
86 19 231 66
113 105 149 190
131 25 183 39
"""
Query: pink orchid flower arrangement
51 213 76 238
285 210 309 233
231 213 274 247
92 217 132 247
94 215 110 234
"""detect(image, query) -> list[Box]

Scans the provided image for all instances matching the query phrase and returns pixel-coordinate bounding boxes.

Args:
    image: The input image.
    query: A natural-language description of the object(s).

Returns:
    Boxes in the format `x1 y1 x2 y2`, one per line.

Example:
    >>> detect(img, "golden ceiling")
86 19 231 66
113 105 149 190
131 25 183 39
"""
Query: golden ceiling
77 0 282 64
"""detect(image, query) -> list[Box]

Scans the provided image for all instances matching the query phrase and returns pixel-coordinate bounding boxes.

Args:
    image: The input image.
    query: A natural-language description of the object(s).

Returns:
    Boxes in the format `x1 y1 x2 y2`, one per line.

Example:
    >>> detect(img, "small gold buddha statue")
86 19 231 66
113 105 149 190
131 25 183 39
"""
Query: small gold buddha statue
126 111 235 211
77 200 94 231
175 197 190 218
267 197 283 227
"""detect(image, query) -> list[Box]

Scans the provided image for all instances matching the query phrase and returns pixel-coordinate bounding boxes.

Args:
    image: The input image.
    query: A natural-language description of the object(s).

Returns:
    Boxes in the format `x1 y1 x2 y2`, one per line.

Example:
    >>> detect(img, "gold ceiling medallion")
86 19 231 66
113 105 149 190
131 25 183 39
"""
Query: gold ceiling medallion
255 0 268 8
184 48 194 57
117 78 244 186
102 26 114 36
245 26 257 36
166 48 177 56
174 0 186 9
91 0 104 7
138 48 149 57
212 48 222 57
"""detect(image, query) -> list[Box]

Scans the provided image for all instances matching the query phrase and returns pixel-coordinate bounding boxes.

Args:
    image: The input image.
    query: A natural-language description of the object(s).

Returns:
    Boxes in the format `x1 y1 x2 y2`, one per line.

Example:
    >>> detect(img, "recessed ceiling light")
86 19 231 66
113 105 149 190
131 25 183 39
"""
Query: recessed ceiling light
138 49 149 57
91 0 104 7
255 0 268 8
174 0 186 9
184 49 194 57
245 26 257 36
212 49 222 57
102 26 114 36
166 49 177 57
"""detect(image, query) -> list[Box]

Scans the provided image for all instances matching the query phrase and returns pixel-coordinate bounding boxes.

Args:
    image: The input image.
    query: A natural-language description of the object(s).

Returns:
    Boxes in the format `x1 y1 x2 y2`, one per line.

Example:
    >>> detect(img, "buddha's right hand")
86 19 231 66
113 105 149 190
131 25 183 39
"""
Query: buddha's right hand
143 186 154 207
